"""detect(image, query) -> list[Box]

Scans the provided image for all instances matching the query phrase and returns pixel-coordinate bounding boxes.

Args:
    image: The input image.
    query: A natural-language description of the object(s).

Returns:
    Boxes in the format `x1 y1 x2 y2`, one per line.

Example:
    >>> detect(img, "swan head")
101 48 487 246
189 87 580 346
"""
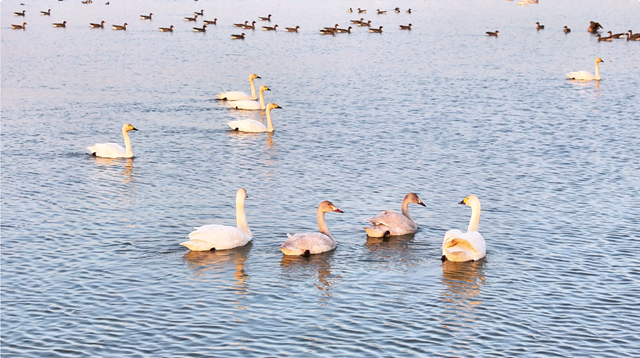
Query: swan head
122 123 138 132
319 201 343 213
259 85 270 92
596 57 603 63
404 193 426 207
459 195 481 209
266 103 282 110
236 188 248 201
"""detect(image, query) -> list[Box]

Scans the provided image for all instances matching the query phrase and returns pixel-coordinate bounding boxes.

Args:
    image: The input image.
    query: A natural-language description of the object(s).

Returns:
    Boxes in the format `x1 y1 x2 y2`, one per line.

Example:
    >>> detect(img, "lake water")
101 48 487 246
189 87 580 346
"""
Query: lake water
2 0 639 356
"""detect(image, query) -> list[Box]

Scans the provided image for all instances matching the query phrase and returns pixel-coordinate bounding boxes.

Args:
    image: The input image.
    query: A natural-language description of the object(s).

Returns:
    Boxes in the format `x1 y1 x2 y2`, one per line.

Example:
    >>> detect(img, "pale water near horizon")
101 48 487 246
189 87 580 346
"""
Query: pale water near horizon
2 0 640 356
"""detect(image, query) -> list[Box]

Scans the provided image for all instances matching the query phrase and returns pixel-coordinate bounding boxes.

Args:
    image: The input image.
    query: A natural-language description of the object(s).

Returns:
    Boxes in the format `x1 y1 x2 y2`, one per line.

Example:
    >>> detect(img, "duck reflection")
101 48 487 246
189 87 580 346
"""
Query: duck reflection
440 259 486 339
280 252 337 305
183 243 251 289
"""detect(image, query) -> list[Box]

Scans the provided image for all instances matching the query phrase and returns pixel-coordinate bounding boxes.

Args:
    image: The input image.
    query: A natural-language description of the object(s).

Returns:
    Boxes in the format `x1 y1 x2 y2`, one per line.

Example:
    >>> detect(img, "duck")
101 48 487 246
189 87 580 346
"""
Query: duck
348 8 353 13
566 57 604 81
608 31 625 39
628 30 640 39
335 26 352 33
588 21 603 33
536 22 544 30
193 24 207 32
112 23 127 30
12 22 27 30
204 18 217 25
242 21 257 30
358 20 372 27
399 23 412 30
350 18 364 24
159 25 174 32
140 13 152 20
228 103 282 132
597 34 612 42
377 9 387 15
369 26 383 33
395 7 400 13
285 25 299 32
87 123 138 158
194 9 204 16
228 85 271 111
528 0 539 3
234 21 248 27
231 33 245 39
258 14 271 21
14 10 26 16
564 26 571 33
90 21 105 28
517 0 527 5
626 33 640 41
262 24 278 31
217 73 260 100
280 201 344 256
486 30 499 36
40 9 51 16
184 14 198 21
406 9 412 14
442 195 486 262
181 189 252 251
319 29 335 35
358 8 367 14
364 193 426 237
53 21 67 28
323 24 339 31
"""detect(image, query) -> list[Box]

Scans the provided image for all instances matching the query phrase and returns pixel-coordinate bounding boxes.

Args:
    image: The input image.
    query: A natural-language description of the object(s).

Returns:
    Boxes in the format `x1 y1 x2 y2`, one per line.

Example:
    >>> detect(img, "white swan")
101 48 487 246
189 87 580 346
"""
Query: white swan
228 85 270 110
566 57 604 81
280 201 343 256
227 103 282 133
181 188 252 251
87 123 137 158
364 193 426 237
442 195 486 262
216 73 260 101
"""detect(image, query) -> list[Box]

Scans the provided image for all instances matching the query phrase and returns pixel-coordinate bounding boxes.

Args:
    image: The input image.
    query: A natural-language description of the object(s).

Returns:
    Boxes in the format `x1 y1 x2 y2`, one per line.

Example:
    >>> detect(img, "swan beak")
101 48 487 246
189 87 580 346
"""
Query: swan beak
458 199 466 205
418 201 426 207
130 126 138 131
334 208 344 213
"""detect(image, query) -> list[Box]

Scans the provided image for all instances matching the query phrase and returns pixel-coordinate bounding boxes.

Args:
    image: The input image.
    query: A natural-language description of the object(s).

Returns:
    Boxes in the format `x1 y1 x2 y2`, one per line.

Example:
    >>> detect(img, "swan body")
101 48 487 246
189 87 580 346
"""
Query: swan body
566 57 603 81
228 85 270 110
442 195 486 262
364 193 425 237
217 73 260 100
281 201 343 256
228 103 281 132
181 188 252 251
87 123 137 158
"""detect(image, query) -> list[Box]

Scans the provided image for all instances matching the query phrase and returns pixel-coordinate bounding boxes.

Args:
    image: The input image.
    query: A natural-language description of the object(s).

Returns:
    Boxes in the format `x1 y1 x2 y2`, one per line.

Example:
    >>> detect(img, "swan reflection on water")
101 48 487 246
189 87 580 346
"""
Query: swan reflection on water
91 157 135 184
280 252 337 304
440 259 486 337
183 243 251 288
365 233 418 266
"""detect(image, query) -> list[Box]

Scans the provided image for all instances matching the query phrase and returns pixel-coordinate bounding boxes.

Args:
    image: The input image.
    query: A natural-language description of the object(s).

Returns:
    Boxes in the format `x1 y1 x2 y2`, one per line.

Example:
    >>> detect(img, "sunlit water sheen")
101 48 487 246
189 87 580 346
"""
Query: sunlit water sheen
2 0 640 356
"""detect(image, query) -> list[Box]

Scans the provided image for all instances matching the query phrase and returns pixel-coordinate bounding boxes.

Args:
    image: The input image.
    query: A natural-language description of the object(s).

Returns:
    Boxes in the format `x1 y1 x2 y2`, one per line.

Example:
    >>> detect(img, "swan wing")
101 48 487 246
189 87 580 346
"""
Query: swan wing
87 143 126 158
280 232 336 255
183 224 249 251
442 230 486 262
366 211 416 235
217 91 253 101
227 120 267 133
228 99 261 110
566 71 595 80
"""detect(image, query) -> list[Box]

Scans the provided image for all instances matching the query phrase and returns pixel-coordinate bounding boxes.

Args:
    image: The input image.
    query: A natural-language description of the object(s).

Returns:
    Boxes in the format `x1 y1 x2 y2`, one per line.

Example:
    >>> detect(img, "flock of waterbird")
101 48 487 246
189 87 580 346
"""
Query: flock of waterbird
10 4 414 36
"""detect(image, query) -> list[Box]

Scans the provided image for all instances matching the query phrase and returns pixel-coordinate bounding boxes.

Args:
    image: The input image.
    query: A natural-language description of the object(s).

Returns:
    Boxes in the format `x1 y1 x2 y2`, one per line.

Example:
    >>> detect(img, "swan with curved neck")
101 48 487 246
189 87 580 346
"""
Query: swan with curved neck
566 57 603 81
217 73 260 101
87 123 137 158
365 193 426 237
442 195 486 262
280 201 343 256
227 103 282 133
181 188 252 251
228 85 270 110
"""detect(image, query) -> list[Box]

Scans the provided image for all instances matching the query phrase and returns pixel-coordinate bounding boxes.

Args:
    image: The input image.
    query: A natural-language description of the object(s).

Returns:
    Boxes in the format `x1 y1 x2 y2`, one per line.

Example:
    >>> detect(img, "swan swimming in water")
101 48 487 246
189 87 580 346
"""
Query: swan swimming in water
181 188 252 251
228 85 270 110
217 73 260 101
442 195 486 262
227 103 282 133
566 57 604 81
87 123 138 158
364 193 426 237
280 201 343 256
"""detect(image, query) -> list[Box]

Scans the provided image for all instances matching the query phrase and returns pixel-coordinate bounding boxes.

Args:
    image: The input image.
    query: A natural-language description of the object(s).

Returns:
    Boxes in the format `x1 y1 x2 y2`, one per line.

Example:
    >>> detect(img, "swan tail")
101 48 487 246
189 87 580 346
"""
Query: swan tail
364 226 389 237
444 248 473 262
180 239 214 251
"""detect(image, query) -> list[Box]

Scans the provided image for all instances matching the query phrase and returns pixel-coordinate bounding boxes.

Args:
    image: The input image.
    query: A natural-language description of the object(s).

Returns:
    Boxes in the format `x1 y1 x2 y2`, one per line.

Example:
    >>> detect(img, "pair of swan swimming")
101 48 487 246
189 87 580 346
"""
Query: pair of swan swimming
180 189 486 262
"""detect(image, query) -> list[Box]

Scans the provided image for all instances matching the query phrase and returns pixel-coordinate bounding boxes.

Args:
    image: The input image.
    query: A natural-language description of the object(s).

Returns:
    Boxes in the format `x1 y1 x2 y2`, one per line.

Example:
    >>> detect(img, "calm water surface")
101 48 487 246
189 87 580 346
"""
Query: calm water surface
2 0 640 356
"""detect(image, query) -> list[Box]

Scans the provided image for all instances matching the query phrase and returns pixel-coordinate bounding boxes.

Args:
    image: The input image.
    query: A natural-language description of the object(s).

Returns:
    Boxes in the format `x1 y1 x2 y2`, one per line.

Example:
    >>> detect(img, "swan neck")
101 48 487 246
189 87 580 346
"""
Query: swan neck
266 107 274 132
259 89 266 109
122 128 133 158
401 197 414 223
236 197 251 238
595 61 601 80
467 202 481 232
249 77 257 99
317 209 332 239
